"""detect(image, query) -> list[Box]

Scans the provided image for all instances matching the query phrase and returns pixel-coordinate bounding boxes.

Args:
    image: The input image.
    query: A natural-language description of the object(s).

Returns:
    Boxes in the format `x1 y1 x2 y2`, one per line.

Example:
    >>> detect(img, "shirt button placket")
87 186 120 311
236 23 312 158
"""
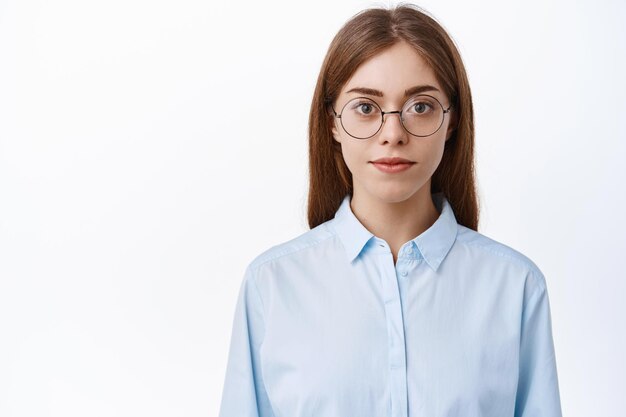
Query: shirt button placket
378 245 408 417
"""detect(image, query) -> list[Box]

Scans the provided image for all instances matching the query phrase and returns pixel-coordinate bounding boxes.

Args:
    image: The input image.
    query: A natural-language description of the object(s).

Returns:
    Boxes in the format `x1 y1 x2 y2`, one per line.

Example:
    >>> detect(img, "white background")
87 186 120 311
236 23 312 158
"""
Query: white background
1 0 625 415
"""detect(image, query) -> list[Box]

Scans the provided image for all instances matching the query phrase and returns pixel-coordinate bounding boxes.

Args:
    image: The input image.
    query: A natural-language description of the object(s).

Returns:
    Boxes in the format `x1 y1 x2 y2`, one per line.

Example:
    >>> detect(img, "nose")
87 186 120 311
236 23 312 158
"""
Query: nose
377 111 408 145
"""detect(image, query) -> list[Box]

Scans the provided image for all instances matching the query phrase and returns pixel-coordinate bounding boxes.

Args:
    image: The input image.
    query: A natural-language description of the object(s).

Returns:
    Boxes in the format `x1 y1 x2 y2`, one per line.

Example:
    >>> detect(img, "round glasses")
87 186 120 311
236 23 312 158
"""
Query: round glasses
331 94 453 139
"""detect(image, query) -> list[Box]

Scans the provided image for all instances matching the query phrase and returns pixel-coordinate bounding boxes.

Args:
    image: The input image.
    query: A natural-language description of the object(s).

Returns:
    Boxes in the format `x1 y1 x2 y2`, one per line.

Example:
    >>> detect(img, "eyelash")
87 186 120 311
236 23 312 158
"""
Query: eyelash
350 100 435 113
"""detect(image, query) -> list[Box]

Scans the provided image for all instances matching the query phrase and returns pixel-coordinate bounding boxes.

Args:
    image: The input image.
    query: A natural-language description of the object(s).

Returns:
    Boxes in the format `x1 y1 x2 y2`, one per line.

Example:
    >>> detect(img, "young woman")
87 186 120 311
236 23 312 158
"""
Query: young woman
219 5 562 417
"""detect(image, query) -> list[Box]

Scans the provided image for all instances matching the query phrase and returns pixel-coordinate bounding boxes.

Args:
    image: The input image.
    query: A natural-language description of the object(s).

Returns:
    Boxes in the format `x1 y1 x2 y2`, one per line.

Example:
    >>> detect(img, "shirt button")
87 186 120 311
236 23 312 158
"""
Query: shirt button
401 271 408 277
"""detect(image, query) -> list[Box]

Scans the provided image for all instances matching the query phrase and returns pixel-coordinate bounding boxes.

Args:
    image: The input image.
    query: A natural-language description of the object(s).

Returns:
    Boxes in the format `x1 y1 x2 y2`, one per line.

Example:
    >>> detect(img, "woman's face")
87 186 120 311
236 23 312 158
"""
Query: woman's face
331 40 455 204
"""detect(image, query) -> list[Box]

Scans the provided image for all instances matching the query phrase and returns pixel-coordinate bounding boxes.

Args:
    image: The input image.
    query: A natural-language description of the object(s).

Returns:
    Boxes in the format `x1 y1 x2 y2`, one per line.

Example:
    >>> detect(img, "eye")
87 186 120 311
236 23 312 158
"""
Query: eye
404 95 439 116
348 99 380 117
411 101 433 114
358 103 374 114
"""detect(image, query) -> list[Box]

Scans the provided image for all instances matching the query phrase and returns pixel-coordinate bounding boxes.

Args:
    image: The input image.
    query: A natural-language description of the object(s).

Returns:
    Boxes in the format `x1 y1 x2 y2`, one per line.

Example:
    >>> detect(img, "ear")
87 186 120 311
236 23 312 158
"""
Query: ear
445 124 455 142
327 109 341 143
325 98 342 143
445 108 458 142
331 123 341 143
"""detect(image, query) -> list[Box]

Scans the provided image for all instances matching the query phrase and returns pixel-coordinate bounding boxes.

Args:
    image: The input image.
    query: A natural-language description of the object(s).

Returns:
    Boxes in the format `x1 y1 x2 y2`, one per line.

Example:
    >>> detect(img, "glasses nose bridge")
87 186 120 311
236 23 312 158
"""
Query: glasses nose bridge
381 109 402 119
380 109 405 129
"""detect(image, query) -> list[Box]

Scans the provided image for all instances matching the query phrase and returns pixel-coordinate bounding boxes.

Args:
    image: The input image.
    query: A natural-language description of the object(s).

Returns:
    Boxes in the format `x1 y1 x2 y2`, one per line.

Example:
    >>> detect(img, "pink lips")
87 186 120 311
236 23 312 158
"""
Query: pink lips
370 157 415 173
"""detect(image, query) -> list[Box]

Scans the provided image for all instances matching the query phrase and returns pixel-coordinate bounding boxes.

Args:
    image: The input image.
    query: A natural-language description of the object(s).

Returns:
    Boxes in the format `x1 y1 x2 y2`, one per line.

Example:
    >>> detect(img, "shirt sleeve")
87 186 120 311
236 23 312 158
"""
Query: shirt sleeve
514 270 563 417
218 265 274 417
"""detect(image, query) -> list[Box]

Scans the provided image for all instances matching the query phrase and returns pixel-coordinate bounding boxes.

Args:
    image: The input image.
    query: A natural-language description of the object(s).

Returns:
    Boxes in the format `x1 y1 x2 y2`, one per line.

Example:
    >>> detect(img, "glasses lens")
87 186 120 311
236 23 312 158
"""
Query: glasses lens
401 94 444 137
340 98 382 139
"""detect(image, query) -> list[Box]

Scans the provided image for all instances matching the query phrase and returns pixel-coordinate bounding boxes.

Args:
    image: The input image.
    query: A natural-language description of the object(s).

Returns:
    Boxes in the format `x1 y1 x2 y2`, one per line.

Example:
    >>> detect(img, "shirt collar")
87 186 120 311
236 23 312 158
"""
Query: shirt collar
331 191 458 272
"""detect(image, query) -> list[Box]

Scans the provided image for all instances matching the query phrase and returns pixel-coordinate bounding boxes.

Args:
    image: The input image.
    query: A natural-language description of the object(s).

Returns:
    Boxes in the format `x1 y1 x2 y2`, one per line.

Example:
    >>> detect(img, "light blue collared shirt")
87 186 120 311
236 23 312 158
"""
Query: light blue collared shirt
218 192 562 417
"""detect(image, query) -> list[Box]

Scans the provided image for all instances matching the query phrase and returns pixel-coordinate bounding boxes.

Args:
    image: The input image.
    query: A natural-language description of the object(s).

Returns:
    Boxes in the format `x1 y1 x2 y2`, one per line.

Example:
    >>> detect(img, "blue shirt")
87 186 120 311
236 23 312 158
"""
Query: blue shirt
218 192 562 417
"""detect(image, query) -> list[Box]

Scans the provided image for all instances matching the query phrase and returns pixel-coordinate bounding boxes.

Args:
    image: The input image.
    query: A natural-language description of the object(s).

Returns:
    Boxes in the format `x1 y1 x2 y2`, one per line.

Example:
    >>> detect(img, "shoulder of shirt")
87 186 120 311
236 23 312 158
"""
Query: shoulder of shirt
455 223 547 293
245 221 335 272
243 218 548 294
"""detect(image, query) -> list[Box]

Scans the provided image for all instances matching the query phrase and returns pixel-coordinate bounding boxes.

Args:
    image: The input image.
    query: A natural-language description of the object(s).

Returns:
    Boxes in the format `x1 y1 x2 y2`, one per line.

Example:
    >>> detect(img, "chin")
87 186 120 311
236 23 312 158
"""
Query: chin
369 187 420 204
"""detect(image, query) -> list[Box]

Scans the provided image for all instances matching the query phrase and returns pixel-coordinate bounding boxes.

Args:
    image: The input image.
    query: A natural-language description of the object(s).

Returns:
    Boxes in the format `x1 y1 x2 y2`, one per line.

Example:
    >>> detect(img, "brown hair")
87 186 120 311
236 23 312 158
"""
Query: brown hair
307 3 479 231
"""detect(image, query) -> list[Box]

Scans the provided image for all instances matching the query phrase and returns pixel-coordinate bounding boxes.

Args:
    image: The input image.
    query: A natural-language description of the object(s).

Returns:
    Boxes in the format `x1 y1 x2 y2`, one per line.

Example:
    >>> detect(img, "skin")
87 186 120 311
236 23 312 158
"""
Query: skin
331 40 457 265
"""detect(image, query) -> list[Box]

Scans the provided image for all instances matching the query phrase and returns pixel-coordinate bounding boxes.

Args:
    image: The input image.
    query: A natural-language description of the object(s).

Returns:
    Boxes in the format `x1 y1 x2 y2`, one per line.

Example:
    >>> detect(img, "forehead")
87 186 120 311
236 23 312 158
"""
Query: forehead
340 40 442 98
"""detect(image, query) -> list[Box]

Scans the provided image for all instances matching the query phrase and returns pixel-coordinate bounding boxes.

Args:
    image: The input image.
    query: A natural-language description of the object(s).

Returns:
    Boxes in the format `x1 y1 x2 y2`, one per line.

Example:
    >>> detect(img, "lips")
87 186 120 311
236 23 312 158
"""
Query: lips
370 158 414 173
370 157 415 165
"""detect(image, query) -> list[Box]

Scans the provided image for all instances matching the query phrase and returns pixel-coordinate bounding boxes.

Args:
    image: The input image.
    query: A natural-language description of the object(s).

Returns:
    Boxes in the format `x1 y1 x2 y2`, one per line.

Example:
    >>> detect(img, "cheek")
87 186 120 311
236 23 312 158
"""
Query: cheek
416 138 446 167
339 142 365 172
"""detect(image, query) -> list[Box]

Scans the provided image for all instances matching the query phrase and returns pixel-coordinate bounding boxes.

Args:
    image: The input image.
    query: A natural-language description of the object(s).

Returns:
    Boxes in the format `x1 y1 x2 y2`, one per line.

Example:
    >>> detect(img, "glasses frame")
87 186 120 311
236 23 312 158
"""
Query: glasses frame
330 93 453 139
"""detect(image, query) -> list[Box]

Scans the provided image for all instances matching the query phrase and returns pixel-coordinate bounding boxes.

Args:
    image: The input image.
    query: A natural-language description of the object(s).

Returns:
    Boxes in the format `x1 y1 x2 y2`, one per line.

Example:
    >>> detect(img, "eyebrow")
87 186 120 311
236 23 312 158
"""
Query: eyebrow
345 85 440 98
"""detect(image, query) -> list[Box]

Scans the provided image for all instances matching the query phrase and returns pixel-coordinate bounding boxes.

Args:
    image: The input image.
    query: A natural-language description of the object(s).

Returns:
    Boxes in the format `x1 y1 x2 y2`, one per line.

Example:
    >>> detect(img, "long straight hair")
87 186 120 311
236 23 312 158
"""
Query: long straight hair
307 4 479 231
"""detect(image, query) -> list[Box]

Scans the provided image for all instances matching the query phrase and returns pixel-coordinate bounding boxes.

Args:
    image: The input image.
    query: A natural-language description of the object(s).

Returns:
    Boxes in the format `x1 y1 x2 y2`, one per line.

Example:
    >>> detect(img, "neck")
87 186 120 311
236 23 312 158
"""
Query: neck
349 185 440 261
